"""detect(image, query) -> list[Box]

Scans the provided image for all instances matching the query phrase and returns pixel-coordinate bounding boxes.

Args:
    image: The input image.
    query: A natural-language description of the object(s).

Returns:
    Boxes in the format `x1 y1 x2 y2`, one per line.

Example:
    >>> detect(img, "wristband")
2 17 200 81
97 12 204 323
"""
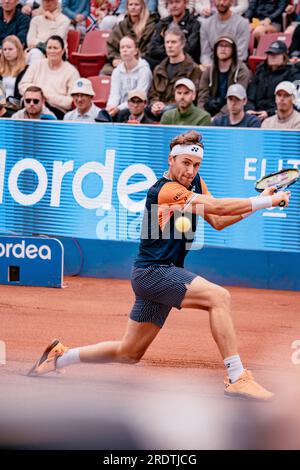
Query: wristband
250 196 272 211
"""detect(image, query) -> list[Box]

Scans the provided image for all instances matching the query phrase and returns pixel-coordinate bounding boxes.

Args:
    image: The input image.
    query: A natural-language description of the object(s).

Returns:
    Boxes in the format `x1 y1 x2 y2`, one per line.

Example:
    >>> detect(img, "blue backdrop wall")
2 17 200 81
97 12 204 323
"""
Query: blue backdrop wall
0 120 299 290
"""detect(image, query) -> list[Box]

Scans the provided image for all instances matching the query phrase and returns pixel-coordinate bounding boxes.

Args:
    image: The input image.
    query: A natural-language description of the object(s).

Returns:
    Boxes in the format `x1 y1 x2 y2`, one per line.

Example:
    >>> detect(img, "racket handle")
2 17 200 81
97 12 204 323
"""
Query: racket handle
279 200 286 207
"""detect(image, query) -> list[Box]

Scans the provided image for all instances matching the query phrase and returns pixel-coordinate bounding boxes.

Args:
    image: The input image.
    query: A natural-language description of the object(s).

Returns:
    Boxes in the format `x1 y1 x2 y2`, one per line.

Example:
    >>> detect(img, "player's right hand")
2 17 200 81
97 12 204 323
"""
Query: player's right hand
272 191 290 207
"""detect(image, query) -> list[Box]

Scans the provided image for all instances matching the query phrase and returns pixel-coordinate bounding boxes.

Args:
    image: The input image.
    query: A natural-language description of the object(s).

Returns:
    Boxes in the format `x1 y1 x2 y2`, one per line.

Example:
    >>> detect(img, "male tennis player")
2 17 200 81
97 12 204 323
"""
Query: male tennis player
28 131 290 400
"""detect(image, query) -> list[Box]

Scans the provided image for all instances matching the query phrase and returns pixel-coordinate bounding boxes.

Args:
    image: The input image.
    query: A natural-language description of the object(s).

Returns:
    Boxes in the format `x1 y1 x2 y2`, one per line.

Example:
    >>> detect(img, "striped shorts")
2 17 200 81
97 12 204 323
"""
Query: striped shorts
130 264 197 328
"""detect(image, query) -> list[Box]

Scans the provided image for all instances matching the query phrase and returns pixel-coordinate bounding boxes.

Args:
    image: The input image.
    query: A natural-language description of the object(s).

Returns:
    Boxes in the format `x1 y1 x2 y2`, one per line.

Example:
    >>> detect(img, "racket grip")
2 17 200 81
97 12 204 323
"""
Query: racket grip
279 200 286 207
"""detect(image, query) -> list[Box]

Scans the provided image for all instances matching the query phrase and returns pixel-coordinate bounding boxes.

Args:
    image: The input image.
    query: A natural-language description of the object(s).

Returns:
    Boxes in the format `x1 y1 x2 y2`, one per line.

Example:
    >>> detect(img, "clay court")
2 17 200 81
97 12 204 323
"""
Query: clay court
1 277 300 450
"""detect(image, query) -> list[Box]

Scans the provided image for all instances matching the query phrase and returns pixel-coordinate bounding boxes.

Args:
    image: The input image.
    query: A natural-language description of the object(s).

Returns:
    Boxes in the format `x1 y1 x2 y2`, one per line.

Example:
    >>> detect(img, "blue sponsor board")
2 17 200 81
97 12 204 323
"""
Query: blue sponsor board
0 236 63 287
0 120 299 289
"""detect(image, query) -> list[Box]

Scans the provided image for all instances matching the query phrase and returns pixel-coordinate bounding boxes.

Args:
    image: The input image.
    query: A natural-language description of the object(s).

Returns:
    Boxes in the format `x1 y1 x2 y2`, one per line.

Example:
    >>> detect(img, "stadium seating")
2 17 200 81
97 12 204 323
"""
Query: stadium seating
67 30 81 65
71 30 111 78
88 75 111 108
248 32 292 72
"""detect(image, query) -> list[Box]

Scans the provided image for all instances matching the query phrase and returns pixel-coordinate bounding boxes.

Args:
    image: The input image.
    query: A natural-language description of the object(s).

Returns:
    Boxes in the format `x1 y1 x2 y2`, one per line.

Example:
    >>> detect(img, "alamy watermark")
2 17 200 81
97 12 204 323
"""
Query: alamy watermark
291 340 300 365
0 340 6 365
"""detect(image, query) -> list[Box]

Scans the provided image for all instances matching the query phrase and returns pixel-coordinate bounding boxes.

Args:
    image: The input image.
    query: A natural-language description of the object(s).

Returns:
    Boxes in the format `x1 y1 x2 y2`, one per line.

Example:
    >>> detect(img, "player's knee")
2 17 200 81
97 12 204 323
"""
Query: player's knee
117 346 144 364
211 286 231 309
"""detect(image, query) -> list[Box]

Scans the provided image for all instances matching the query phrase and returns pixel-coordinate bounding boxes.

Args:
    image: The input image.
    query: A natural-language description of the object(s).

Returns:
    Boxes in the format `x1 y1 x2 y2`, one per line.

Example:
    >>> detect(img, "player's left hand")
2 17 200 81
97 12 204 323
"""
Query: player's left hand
260 186 277 196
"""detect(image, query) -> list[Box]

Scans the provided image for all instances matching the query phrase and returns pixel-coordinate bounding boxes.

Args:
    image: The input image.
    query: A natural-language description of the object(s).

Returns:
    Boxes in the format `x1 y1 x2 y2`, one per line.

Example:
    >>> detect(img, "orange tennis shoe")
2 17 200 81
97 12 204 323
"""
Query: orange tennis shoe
224 369 274 401
28 339 68 377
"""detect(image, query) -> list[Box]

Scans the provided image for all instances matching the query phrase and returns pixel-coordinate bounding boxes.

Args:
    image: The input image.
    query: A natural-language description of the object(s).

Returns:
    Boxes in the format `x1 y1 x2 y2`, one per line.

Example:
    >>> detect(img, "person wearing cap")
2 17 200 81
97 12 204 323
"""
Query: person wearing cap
115 89 155 123
63 78 101 122
200 0 250 66
11 85 57 119
198 35 250 118
261 80 300 129
246 40 295 121
28 129 289 403
146 0 200 70
244 0 288 42
161 77 211 125
148 23 201 120
213 83 261 127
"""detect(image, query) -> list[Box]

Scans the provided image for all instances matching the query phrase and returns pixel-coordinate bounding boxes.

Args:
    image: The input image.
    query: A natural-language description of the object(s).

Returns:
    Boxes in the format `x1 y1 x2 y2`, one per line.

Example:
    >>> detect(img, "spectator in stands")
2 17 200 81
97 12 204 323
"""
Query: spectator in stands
0 0 31 48
64 78 101 121
158 0 249 19
289 23 300 59
101 0 158 75
26 0 71 64
62 0 90 37
284 1 300 35
0 82 15 117
246 40 293 121
19 35 80 119
99 0 157 30
148 23 201 120
146 0 200 70
161 77 211 124
244 0 288 42
21 0 42 17
11 85 57 119
106 36 152 117
198 36 250 118
0 35 28 108
213 83 261 126
200 0 250 67
114 88 155 122
261 81 300 129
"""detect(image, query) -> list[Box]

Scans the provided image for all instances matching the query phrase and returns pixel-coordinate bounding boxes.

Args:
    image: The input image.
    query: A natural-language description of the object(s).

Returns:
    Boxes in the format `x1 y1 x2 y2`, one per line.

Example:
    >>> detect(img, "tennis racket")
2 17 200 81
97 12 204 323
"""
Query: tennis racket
255 168 300 207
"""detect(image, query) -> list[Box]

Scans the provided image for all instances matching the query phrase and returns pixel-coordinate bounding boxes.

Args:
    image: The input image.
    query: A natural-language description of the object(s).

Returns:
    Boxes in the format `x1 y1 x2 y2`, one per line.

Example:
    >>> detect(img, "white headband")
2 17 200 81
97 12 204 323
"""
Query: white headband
170 144 203 160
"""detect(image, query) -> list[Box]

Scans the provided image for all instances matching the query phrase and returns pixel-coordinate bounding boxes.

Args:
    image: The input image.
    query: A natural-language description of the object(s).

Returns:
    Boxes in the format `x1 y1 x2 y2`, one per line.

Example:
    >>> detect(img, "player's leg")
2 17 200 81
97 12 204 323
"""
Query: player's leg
182 275 274 401
28 319 160 376
78 319 160 364
181 276 237 359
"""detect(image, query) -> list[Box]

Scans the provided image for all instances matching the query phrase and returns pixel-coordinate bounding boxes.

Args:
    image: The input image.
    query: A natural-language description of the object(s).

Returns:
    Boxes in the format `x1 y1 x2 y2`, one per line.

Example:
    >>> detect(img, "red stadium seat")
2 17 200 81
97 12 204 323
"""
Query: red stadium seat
88 75 111 108
71 30 111 78
67 30 81 65
248 33 292 72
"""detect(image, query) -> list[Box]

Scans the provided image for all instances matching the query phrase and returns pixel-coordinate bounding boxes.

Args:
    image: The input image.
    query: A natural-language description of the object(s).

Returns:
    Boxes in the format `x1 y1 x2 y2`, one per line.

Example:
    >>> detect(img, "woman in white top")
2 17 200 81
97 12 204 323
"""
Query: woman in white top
106 36 152 117
19 35 80 119
0 35 28 107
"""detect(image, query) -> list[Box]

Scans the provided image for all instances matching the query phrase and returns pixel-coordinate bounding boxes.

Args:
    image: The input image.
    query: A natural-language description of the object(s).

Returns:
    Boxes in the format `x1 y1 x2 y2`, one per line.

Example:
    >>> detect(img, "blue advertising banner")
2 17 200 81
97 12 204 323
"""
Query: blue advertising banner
0 235 63 287
0 120 299 255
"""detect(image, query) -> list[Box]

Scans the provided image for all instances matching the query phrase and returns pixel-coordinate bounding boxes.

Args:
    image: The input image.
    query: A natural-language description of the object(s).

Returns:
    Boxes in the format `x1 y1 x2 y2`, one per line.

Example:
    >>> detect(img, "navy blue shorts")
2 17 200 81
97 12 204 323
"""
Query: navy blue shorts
130 264 197 328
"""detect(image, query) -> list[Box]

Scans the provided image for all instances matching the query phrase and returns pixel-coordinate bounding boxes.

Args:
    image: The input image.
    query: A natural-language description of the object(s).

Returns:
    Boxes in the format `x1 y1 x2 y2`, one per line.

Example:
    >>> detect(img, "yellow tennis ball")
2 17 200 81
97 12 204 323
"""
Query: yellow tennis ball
175 216 191 233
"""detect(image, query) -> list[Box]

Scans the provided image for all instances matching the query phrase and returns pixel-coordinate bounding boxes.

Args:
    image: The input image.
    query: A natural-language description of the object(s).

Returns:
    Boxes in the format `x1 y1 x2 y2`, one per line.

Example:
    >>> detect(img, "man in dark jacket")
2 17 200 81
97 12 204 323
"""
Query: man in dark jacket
198 36 250 118
246 40 294 121
115 89 155 124
244 0 288 41
148 23 201 120
145 0 200 70
0 0 31 48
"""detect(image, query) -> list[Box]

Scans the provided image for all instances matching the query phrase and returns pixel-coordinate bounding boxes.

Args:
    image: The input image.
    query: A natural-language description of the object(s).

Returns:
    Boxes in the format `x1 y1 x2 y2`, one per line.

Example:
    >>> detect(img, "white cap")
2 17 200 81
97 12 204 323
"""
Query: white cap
226 84 247 100
70 78 95 96
175 78 196 93
275 81 297 100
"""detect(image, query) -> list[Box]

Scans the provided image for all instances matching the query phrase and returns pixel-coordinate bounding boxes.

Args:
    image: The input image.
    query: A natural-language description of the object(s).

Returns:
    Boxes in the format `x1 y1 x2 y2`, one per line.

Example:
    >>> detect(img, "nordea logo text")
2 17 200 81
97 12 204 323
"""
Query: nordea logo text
0 240 51 260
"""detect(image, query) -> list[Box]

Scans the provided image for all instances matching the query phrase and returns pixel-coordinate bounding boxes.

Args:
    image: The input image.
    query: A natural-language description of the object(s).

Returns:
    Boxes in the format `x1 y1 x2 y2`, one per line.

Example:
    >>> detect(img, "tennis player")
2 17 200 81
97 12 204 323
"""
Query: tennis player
29 131 290 400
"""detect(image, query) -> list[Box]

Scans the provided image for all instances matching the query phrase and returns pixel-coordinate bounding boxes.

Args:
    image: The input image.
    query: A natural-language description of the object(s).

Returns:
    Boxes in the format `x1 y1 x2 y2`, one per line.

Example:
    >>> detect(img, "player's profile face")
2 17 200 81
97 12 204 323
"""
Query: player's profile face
168 154 201 187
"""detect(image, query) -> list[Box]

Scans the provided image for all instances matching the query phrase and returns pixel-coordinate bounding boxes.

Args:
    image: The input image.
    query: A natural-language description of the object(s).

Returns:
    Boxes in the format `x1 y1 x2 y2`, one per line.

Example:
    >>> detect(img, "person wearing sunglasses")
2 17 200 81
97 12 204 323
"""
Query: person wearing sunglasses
11 85 57 120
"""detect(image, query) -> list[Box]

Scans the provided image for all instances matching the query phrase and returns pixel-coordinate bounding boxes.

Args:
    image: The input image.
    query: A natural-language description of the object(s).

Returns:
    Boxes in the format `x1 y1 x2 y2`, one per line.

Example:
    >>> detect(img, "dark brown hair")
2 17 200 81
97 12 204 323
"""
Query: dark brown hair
169 130 203 151
24 86 45 99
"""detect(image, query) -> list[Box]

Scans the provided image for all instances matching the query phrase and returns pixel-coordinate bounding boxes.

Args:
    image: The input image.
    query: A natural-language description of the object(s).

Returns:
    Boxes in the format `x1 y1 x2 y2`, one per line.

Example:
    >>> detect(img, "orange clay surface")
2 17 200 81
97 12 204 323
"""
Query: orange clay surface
0 277 300 449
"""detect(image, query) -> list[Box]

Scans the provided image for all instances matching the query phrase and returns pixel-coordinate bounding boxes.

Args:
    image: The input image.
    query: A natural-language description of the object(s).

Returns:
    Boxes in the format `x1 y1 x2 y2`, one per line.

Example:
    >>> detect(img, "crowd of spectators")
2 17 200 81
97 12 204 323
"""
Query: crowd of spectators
0 0 300 129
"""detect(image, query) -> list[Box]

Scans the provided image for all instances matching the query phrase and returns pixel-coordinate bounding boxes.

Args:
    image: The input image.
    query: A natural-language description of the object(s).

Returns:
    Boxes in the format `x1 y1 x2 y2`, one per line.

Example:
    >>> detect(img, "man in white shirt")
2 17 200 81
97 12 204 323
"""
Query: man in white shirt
63 78 100 122
262 81 300 130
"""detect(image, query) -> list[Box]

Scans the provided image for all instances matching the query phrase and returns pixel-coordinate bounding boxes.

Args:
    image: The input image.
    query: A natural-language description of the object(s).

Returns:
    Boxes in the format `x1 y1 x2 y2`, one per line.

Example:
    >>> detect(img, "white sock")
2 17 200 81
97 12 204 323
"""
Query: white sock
56 348 81 369
224 355 244 383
